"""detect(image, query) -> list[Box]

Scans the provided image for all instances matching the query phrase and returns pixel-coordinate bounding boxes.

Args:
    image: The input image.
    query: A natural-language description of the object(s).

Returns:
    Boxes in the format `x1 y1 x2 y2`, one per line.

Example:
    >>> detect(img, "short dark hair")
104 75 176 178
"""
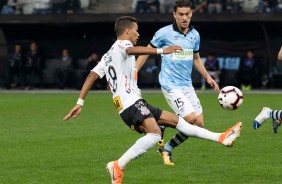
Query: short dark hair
173 0 192 12
115 16 137 37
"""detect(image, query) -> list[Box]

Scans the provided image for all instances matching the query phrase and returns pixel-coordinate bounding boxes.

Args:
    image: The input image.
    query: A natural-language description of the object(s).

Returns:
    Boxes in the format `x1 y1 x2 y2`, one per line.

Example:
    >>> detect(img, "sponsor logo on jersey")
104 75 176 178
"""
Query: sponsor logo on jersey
172 49 193 60
113 96 123 111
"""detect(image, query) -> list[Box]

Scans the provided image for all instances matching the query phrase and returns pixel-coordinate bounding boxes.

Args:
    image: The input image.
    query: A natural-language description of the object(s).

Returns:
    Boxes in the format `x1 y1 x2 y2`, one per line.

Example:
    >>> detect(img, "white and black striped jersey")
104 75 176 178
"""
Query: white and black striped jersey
92 40 142 113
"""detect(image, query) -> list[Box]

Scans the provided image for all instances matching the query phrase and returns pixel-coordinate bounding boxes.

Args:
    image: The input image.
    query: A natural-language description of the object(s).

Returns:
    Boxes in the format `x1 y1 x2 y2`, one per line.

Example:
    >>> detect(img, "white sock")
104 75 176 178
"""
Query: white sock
176 117 221 142
118 133 161 169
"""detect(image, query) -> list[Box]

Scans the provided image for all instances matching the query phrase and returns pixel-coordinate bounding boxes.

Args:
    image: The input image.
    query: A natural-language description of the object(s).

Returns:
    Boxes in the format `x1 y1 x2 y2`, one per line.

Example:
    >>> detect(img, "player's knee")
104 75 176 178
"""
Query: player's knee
154 128 162 136
145 127 162 136
150 125 162 135
194 121 204 127
183 114 197 124
146 133 162 144
183 115 204 127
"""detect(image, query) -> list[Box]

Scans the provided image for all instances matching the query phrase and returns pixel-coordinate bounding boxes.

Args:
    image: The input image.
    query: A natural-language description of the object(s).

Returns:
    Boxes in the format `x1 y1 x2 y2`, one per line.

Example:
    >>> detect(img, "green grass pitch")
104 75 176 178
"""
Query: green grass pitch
1 91 282 184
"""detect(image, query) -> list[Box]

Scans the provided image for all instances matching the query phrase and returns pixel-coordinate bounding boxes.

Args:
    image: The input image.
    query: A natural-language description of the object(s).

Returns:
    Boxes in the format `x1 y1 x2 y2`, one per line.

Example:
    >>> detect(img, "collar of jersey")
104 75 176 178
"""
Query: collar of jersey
173 22 194 37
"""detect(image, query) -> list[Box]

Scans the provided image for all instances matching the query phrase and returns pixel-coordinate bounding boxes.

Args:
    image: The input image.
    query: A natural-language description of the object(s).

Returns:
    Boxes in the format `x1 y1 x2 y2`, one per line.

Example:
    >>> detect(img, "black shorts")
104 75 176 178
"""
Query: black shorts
120 99 163 134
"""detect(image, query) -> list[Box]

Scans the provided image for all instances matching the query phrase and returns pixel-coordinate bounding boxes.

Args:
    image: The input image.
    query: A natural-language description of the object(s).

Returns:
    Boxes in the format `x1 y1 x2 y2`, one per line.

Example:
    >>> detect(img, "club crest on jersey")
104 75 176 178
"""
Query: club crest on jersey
135 101 150 115
190 37 196 43
139 106 150 115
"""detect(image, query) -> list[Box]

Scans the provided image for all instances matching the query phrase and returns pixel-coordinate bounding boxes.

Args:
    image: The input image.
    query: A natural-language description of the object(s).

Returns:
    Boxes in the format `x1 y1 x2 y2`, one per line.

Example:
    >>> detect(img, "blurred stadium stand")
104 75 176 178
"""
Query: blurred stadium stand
270 61 282 88
0 1 281 89
86 0 132 14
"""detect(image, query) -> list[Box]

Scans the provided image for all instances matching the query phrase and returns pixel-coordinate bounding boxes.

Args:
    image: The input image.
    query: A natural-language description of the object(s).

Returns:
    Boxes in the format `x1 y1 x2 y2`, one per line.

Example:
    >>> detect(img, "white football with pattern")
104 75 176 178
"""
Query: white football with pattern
218 86 243 111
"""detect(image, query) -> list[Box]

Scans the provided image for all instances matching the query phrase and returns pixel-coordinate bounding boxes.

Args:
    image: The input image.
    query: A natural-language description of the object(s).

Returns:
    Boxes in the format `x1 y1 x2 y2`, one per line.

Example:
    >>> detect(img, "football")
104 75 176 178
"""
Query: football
218 86 243 111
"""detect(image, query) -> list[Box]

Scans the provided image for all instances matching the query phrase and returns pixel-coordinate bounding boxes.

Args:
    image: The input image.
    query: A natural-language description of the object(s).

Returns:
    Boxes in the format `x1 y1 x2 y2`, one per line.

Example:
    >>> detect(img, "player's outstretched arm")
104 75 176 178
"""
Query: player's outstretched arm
162 46 183 54
126 45 182 56
63 71 99 121
136 44 151 72
133 45 182 72
63 104 82 121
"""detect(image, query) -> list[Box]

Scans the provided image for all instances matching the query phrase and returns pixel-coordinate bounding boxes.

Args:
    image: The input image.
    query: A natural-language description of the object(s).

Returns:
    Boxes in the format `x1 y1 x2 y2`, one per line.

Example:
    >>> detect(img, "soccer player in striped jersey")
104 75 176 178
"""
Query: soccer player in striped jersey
64 16 241 184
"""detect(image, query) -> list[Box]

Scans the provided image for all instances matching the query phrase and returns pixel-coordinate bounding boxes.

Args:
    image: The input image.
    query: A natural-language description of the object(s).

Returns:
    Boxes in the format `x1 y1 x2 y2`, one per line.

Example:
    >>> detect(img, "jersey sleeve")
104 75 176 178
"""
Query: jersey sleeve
119 40 134 57
91 59 106 78
150 29 165 48
194 31 200 52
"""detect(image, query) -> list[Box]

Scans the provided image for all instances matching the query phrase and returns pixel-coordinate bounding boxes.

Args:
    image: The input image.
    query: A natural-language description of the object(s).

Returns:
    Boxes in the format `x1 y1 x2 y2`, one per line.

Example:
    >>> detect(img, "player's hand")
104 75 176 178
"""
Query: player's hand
163 46 182 54
207 77 220 91
63 105 82 121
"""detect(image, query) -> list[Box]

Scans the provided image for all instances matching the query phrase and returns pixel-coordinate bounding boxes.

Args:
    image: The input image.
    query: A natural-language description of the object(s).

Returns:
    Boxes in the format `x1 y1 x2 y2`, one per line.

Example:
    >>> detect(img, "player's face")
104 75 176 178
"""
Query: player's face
15 45 21 52
127 22 139 45
173 7 192 32
247 51 253 58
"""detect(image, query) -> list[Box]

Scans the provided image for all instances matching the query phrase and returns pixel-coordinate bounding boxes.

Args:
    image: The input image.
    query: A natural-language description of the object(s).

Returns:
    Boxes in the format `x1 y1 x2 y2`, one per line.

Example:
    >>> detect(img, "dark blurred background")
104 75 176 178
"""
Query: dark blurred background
0 0 281 90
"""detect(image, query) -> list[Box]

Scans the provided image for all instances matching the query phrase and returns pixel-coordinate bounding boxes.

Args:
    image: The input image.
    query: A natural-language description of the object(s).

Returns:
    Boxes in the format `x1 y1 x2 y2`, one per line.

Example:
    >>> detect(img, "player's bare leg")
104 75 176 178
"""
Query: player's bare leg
107 118 161 183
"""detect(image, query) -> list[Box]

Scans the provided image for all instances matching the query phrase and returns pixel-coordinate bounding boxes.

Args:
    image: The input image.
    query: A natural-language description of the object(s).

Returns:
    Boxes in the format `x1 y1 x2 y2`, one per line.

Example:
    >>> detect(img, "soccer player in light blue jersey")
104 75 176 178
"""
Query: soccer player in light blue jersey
136 0 221 166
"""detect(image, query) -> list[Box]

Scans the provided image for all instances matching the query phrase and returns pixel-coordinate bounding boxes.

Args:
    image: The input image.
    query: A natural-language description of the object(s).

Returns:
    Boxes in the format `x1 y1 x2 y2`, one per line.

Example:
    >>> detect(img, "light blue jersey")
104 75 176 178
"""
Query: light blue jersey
150 23 200 90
